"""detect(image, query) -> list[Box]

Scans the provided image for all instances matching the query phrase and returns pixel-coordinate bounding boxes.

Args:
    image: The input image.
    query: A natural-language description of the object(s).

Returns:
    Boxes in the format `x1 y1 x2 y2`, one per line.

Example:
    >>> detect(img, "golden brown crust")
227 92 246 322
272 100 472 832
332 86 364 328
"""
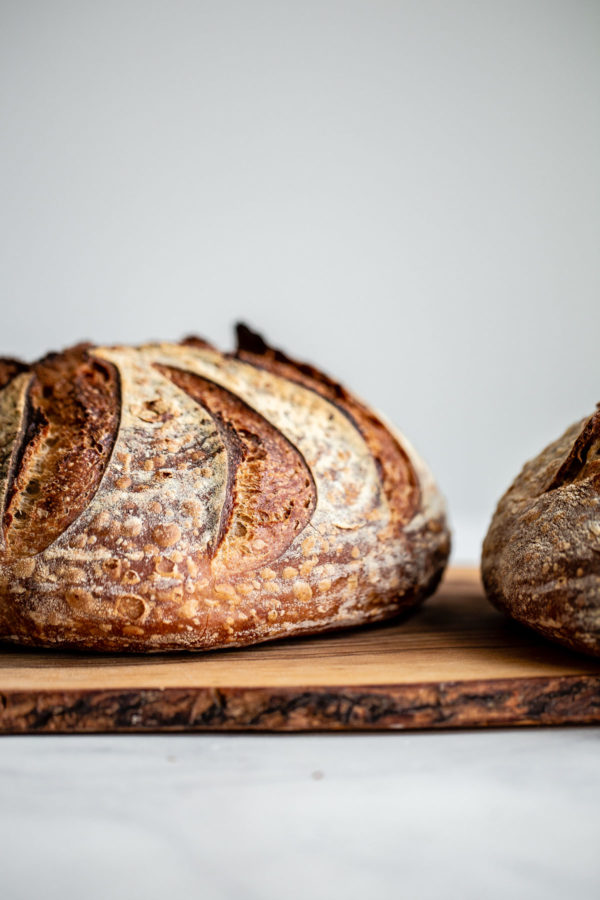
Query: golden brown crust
3 345 120 557
482 408 600 656
0 328 450 652
155 364 317 572
232 323 420 528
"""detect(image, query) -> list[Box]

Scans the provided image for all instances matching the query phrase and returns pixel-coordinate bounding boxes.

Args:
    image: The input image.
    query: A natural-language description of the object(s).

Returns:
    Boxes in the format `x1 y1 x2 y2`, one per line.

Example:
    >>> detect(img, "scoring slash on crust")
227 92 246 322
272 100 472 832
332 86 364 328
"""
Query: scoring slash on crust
0 326 450 651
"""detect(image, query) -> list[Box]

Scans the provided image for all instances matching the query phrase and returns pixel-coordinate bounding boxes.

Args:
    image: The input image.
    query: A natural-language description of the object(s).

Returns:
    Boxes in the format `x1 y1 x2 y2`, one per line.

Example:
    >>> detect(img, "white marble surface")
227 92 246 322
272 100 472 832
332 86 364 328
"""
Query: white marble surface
0 729 599 900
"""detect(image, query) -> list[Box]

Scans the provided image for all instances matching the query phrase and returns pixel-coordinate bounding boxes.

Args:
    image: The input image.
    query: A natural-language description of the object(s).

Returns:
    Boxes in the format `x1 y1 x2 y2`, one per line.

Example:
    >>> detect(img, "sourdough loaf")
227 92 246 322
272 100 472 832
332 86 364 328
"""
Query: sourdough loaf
0 326 450 651
482 407 600 656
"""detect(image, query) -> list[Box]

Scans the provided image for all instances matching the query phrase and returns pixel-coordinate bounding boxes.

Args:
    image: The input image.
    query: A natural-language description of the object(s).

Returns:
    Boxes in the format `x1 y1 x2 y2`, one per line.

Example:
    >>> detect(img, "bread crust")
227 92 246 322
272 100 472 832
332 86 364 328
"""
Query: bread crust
482 408 600 656
0 328 450 652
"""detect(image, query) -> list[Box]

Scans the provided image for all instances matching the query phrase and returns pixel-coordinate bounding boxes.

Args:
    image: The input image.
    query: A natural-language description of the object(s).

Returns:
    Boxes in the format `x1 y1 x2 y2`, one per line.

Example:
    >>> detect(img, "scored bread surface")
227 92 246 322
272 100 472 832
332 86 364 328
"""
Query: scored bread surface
0 327 449 651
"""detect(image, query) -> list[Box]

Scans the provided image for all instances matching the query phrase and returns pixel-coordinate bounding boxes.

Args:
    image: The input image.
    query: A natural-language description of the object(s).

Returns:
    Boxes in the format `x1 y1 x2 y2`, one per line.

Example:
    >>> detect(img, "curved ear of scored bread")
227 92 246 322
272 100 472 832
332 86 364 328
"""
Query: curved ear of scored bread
0 326 450 651
482 407 600 656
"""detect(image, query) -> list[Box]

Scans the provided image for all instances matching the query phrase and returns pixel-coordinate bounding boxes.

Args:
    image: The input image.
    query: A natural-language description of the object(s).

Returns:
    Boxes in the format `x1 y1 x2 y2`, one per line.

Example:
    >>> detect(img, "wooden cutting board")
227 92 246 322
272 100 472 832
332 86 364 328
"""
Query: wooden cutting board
1 567 599 733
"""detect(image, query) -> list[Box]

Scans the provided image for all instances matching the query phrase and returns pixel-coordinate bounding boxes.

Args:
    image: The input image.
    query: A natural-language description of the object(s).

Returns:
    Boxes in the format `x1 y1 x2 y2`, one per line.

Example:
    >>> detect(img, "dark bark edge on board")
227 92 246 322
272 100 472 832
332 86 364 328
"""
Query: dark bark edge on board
1 675 600 733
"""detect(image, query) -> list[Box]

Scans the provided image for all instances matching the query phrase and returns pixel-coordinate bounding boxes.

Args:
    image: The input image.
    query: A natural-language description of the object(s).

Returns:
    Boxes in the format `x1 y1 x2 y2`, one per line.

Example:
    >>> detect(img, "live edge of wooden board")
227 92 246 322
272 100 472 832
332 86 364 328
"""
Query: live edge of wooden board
0 567 599 734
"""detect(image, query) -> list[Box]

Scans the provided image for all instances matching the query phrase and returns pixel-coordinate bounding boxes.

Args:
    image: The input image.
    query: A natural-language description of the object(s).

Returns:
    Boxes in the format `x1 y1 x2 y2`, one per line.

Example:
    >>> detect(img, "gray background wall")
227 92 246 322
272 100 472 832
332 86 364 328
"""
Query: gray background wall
1 1 599 561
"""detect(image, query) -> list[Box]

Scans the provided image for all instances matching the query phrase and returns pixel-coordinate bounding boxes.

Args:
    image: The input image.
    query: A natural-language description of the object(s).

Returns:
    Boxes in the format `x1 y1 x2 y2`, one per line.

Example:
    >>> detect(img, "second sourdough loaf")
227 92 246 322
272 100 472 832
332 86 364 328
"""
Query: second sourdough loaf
482 407 600 656
0 325 450 651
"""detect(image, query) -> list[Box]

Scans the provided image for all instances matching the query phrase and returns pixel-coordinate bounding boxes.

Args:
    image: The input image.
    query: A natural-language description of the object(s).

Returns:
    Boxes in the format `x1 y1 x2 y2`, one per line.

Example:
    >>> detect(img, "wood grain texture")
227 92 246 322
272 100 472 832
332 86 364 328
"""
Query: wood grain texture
1 568 599 733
